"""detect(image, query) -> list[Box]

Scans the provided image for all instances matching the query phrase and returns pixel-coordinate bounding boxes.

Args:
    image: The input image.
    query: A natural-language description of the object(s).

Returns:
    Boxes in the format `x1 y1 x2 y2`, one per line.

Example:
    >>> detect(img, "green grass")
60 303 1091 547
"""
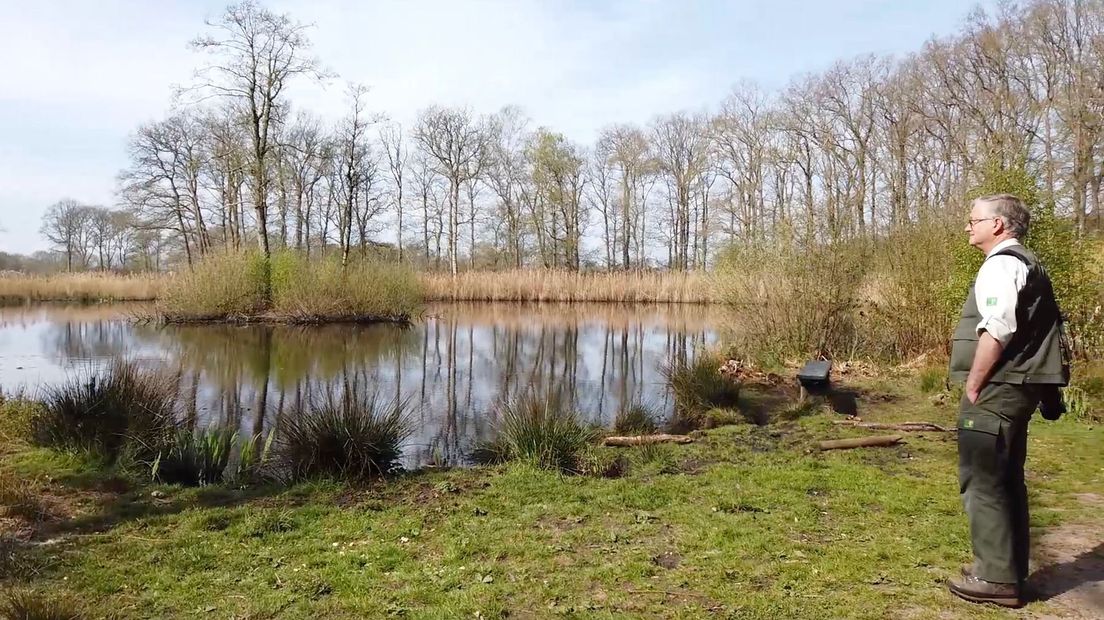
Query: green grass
0 376 1101 619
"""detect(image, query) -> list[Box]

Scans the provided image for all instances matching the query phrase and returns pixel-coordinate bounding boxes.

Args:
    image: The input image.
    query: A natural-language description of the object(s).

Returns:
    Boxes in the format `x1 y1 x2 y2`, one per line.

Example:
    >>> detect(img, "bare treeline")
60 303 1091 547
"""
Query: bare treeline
42 0 1104 273
39 200 165 272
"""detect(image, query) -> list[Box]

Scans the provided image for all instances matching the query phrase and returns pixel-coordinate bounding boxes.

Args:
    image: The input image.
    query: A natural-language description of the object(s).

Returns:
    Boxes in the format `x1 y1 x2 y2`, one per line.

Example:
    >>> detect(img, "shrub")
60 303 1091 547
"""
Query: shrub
713 229 870 363
662 356 741 432
863 220 959 358
158 249 269 321
1062 386 1095 423
274 396 412 481
497 393 595 473
613 404 658 435
32 361 178 462
151 428 235 486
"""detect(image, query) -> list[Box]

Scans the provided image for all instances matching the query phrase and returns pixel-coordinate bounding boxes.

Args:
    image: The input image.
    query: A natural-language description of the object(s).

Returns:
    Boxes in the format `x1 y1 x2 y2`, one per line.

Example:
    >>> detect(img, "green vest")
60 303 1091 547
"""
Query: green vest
948 244 1070 385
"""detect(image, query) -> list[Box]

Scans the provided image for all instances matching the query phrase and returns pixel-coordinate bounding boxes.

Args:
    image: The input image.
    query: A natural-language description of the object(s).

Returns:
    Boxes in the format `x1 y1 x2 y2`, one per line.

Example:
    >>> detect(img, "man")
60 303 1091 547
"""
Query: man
947 194 1069 608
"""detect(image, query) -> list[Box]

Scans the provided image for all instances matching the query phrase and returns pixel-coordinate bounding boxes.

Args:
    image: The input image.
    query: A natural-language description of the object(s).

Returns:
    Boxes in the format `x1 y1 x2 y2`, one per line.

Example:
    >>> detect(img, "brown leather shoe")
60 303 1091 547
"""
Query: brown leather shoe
947 574 1021 608
960 562 975 577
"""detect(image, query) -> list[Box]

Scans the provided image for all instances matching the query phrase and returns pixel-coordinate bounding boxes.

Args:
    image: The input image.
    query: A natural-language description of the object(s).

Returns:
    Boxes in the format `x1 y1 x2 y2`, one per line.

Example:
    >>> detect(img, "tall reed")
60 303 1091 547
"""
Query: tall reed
422 269 713 303
0 272 162 303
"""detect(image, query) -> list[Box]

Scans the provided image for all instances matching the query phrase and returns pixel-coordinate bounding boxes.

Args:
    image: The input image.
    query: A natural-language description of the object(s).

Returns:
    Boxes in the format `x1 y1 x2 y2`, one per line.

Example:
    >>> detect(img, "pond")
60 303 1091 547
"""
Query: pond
0 303 727 467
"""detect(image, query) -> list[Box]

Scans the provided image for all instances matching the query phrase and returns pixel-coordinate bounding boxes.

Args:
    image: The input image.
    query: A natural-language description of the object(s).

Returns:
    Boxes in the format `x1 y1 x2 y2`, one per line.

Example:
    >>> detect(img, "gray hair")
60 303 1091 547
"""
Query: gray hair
976 194 1030 238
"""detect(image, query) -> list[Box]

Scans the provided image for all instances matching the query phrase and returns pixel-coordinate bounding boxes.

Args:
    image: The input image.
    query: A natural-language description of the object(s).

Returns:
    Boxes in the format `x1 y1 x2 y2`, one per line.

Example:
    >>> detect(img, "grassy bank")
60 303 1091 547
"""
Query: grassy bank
2 370 1101 618
0 272 162 303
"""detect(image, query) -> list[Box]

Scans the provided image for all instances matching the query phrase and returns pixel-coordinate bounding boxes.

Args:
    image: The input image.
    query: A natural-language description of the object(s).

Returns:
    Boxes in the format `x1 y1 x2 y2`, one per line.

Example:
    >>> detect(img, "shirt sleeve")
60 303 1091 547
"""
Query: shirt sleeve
973 255 1028 347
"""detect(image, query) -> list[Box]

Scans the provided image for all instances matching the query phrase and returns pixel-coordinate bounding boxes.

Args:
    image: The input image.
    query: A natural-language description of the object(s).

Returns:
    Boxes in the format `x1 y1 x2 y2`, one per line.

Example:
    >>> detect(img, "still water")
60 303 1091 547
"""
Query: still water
0 303 725 466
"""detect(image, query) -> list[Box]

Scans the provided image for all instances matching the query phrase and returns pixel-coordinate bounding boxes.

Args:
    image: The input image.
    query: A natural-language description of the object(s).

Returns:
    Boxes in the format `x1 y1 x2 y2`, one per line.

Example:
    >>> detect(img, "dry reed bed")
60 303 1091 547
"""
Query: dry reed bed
421 269 715 303
0 273 163 303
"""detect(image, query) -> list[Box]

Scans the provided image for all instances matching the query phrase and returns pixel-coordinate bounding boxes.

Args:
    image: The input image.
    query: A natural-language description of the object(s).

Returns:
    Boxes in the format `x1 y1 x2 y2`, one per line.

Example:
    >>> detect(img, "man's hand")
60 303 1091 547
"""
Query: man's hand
965 331 1004 404
966 385 982 405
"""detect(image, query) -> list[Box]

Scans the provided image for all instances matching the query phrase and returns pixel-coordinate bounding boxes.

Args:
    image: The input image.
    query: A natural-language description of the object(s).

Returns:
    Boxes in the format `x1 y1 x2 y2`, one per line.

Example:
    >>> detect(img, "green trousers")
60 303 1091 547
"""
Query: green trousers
957 382 1039 584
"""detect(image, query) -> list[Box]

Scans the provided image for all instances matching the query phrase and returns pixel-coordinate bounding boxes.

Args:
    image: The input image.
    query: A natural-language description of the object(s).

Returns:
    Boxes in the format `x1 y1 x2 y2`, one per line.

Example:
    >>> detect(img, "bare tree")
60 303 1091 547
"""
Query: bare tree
40 200 91 272
380 122 408 261
413 106 488 275
187 0 329 264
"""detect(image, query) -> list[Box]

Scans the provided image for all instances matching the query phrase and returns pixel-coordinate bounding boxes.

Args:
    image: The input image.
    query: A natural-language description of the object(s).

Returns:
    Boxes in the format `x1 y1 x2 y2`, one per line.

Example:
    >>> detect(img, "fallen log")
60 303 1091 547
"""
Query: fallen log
818 435 903 451
602 434 694 447
831 420 952 433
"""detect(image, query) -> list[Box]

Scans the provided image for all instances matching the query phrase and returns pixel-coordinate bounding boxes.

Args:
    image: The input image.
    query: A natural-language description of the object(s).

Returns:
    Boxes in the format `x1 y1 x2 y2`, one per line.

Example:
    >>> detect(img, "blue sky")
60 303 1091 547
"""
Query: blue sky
0 0 997 255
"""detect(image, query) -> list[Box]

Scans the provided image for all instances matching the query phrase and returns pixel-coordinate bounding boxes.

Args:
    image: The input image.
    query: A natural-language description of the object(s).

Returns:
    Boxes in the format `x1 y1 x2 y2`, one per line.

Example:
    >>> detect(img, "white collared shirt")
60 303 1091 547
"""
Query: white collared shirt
974 238 1029 347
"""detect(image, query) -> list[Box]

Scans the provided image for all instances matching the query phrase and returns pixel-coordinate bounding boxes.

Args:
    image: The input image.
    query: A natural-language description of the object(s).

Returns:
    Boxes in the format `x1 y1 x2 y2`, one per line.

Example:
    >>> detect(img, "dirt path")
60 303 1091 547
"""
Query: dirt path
1028 495 1104 618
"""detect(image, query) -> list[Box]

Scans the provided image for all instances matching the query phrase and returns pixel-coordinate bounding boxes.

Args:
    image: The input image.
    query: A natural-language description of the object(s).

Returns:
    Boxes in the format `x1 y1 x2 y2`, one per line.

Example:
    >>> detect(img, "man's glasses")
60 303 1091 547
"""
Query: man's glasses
966 217 997 227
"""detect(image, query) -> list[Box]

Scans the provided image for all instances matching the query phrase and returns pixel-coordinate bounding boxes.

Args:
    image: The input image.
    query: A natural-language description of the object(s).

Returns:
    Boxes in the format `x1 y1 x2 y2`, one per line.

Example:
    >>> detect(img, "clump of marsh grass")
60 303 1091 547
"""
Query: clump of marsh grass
270 252 423 322
273 396 412 481
0 472 53 523
468 438 510 466
32 361 178 462
662 356 742 432
918 367 946 394
0 591 85 620
575 446 629 478
150 428 235 487
0 397 36 447
158 248 269 321
613 403 659 435
497 392 595 473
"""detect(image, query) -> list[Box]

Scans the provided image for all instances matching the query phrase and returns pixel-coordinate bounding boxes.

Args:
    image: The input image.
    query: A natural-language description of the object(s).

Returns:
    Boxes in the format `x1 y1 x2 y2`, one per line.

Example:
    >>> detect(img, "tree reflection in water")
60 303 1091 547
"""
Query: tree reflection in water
4 302 723 467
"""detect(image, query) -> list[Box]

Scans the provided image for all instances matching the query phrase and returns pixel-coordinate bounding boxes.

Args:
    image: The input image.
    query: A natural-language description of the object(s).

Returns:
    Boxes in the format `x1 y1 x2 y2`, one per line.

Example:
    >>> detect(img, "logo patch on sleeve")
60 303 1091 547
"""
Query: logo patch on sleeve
985 297 998 307
964 419 975 429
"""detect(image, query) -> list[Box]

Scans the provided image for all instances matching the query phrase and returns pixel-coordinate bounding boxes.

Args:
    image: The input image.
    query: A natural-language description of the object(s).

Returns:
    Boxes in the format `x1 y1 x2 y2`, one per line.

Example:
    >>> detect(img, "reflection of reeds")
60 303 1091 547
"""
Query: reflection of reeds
0 272 162 303
422 269 714 304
